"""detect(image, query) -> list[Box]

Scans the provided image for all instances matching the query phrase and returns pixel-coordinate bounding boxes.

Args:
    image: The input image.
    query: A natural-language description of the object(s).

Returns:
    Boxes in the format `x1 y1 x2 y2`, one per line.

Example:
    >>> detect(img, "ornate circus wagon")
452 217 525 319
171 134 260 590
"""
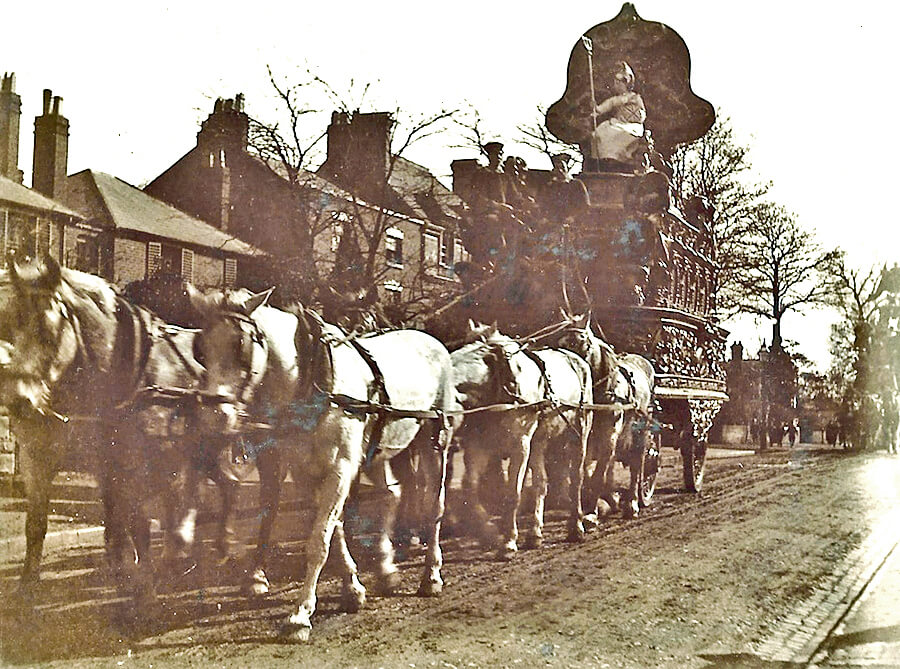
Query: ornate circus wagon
431 4 727 493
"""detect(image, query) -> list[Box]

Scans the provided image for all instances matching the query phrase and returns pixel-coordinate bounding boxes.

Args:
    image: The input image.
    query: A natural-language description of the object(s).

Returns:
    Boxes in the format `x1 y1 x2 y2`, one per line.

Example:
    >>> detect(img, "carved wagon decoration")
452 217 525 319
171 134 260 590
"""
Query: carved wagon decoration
430 3 727 494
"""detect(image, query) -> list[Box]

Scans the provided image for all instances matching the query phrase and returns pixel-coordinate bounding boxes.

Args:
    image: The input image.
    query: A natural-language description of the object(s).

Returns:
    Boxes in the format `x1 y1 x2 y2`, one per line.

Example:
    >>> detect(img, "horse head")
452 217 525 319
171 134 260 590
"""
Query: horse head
186 284 272 434
0 255 82 419
557 311 619 395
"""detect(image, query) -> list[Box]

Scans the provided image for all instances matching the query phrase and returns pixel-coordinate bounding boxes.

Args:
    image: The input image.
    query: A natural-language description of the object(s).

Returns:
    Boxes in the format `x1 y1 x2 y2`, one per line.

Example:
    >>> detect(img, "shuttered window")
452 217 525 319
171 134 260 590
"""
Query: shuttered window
37 220 52 256
224 257 237 287
147 241 162 276
181 248 194 284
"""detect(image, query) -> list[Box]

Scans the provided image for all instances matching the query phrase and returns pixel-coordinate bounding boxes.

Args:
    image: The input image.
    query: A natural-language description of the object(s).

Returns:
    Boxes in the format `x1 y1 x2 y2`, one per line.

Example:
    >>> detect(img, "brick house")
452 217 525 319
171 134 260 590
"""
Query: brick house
64 169 261 288
146 98 467 320
0 75 262 290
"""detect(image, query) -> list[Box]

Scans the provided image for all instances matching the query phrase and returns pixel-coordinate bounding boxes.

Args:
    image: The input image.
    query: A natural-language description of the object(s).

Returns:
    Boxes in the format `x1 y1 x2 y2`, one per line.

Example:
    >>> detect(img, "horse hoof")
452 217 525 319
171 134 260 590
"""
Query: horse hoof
375 571 402 596
417 579 443 597
279 621 312 642
496 545 518 562
341 584 366 613
244 568 271 597
522 534 543 550
566 524 586 544
582 513 600 530
623 502 639 519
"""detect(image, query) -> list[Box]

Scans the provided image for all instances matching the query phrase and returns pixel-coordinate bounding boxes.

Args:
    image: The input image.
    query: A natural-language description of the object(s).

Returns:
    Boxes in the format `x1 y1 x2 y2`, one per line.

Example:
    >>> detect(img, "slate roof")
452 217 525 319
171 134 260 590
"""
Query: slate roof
388 156 463 223
317 154 463 224
0 174 82 218
66 170 262 256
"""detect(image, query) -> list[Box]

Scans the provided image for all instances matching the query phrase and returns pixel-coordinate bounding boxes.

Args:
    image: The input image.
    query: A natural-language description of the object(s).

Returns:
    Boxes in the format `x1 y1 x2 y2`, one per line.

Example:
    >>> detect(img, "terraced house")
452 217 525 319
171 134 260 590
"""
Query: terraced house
146 97 467 321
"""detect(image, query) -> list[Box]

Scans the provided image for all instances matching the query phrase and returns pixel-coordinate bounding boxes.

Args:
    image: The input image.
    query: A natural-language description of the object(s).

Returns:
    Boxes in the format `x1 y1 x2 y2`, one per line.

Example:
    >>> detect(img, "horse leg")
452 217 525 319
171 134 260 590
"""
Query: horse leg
246 446 283 597
622 419 643 519
497 432 530 561
366 460 402 595
460 447 498 548
416 422 450 597
523 442 547 550
208 455 238 561
391 448 420 548
566 413 589 543
330 518 366 613
19 449 56 588
281 461 356 642
583 415 619 522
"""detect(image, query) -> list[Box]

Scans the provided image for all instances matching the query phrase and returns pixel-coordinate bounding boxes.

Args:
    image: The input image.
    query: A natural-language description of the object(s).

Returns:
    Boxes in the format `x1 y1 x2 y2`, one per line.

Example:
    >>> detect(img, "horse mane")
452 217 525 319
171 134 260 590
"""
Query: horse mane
285 302 335 397
55 268 126 370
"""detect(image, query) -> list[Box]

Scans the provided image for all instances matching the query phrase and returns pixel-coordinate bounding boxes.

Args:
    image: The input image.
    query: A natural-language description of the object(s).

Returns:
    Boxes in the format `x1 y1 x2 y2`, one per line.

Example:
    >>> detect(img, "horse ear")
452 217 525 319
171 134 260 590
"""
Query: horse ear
9 255 61 293
185 282 213 320
37 254 62 291
242 287 274 315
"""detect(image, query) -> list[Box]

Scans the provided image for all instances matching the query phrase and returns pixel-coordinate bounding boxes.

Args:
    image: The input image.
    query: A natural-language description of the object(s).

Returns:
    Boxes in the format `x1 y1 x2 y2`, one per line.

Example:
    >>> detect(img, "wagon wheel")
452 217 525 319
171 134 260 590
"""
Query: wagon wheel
637 432 661 507
681 437 707 493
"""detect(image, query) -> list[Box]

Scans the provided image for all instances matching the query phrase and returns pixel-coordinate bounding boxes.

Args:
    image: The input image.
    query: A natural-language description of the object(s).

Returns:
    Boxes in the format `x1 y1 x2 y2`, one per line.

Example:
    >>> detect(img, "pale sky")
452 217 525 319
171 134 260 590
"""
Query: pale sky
4 1 899 369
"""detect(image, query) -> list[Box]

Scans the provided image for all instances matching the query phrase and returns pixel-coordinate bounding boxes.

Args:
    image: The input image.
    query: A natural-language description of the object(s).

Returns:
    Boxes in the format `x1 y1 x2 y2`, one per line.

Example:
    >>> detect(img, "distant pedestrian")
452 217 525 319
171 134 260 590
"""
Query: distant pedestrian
787 418 799 447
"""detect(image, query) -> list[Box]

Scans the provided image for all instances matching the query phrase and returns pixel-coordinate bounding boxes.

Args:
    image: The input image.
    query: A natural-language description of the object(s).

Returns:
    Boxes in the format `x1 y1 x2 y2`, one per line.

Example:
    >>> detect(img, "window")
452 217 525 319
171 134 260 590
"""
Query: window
385 227 403 267
330 211 349 252
37 221 52 257
454 238 469 266
224 257 238 287
148 242 194 283
181 248 194 284
147 241 162 276
4 213 36 260
439 233 450 268
383 278 403 304
423 231 440 268
74 236 99 273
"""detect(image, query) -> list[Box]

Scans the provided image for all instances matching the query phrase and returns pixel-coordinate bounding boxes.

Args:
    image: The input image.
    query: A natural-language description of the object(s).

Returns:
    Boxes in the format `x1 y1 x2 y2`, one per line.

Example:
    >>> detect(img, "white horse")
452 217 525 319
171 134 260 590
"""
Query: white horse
0 255 204 607
185 287 457 641
557 313 655 518
451 323 592 558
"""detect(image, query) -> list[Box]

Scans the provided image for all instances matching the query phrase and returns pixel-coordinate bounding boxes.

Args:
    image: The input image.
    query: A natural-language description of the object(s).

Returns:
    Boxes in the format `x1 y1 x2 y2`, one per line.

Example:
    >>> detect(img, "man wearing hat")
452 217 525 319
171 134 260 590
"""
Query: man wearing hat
538 152 590 227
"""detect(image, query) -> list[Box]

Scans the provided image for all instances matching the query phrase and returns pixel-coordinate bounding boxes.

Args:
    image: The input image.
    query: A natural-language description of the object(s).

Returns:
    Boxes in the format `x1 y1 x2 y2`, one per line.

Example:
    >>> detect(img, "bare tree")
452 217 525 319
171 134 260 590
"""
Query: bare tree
728 202 840 350
670 113 770 315
824 254 900 402
516 105 581 166
244 66 460 321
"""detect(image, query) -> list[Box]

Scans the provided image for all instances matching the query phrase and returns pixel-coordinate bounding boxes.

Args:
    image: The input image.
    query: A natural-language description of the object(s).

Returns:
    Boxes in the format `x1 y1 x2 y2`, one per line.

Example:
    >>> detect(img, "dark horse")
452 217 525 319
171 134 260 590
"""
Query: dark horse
0 256 205 605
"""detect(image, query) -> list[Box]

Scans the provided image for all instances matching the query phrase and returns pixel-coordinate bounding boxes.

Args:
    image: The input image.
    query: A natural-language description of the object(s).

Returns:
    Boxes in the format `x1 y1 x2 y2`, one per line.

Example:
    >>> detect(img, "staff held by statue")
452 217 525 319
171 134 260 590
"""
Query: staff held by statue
581 35 598 139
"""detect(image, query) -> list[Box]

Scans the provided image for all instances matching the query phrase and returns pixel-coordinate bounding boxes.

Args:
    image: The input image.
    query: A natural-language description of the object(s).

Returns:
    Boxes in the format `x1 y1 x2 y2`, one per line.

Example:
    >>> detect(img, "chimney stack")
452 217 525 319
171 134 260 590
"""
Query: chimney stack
324 111 394 195
32 88 69 198
0 72 23 183
197 94 249 155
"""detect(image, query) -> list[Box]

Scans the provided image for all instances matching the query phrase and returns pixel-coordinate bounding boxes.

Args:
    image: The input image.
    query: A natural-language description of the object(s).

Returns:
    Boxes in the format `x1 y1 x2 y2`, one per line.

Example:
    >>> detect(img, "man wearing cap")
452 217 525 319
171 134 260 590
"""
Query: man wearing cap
538 152 590 226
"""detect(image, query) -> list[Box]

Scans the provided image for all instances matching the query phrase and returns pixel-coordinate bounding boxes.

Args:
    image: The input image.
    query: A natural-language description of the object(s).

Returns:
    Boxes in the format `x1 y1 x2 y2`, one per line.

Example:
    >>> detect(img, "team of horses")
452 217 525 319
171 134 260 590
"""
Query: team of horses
1 256 659 641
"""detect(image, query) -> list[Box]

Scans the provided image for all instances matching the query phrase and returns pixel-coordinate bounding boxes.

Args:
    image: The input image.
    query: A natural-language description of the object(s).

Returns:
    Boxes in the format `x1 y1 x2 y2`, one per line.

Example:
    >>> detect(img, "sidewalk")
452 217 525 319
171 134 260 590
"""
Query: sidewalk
811 542 900 667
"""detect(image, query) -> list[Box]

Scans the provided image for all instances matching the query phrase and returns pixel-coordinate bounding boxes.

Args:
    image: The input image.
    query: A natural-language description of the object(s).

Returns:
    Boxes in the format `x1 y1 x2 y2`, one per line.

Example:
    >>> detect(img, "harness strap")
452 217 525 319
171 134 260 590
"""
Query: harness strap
521 348 584 440
347 338 391 465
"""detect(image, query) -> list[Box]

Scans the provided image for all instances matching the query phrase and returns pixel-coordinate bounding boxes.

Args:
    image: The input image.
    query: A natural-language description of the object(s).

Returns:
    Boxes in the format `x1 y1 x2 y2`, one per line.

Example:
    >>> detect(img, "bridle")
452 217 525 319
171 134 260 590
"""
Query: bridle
0 284 85 419
197 309 269 416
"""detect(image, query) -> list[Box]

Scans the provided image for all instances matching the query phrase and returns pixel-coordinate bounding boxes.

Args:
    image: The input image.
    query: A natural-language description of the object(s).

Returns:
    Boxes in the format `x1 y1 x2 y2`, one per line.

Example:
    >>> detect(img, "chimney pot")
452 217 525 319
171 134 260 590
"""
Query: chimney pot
43 89 51 114
52 96 62 116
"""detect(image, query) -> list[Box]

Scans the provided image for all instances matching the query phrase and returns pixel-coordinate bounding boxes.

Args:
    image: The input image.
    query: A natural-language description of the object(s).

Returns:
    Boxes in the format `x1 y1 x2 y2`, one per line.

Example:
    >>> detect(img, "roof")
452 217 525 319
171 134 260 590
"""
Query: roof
256 155 359 203
0 174 83 218
317 154 464 224
388 156 463 223
67 170 263 256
